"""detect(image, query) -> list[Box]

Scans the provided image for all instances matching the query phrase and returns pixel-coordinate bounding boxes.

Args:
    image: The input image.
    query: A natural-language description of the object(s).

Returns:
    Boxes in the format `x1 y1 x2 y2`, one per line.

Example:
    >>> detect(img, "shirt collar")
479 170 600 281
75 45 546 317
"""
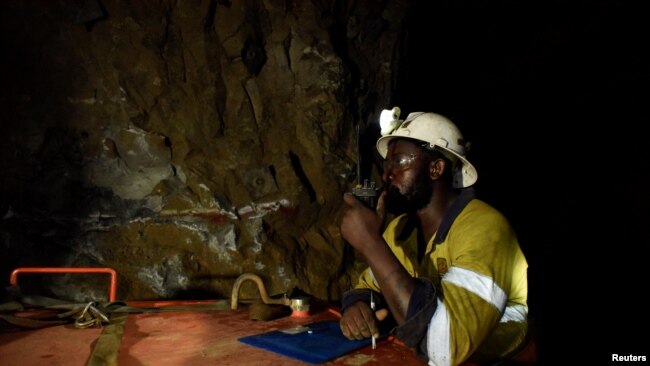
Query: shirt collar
396 187 476 244
432 187 475 244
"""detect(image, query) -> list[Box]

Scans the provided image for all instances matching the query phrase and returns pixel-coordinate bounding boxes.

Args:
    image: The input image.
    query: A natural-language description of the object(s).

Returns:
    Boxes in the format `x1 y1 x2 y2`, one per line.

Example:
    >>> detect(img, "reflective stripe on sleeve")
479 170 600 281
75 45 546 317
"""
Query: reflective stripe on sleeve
500 304 528 323
427 298 451 366
443 266 507 313
368 268 378 288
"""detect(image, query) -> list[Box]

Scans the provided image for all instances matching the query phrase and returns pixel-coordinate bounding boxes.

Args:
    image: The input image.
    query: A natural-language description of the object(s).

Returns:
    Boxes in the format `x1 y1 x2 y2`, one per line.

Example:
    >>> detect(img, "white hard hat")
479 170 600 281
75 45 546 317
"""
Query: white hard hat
376 111 478 188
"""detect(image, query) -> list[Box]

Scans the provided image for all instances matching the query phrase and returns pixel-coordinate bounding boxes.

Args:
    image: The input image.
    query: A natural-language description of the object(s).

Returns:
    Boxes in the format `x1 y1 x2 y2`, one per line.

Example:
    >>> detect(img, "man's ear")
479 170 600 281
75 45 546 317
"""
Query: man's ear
430 158 446 180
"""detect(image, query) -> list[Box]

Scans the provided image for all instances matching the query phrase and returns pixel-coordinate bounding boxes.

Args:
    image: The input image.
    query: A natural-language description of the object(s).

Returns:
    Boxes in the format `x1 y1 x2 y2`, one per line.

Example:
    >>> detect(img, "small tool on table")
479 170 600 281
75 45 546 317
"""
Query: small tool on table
370 292 376 350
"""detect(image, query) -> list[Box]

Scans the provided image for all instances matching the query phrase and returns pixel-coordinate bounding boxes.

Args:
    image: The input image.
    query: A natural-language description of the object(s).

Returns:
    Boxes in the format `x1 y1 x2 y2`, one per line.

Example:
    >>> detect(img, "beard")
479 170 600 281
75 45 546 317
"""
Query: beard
384 166 433 215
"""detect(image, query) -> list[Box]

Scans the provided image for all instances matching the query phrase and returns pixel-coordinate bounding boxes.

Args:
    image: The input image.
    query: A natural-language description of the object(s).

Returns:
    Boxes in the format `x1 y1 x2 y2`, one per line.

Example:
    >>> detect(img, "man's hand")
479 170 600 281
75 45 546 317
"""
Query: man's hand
340 191 386 254
339 301 389 340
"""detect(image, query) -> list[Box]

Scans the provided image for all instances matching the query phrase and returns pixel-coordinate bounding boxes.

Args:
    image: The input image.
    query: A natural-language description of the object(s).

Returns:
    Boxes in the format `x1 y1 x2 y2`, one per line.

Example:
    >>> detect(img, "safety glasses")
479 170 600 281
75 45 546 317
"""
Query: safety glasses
382 153 419 173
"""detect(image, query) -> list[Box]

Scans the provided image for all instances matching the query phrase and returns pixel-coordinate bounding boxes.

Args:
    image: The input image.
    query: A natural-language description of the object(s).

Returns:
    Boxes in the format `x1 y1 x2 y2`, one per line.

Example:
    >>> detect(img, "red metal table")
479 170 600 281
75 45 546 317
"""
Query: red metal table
0 300 425 366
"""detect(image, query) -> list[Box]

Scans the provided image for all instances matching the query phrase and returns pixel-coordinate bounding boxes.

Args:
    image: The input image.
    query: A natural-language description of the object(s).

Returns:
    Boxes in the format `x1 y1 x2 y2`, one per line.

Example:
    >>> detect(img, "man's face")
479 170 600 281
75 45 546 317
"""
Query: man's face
383 140 433 214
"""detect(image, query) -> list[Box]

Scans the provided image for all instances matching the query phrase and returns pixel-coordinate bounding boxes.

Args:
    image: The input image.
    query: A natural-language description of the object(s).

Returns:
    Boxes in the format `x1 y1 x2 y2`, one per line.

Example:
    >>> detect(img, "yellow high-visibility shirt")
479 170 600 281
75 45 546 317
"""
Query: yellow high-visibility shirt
356 198 528 365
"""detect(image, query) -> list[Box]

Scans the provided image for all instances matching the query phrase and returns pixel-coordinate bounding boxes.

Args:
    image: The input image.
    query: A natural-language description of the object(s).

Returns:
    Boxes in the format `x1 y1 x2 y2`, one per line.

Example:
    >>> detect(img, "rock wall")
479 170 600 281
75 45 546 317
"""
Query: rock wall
0 0 409 302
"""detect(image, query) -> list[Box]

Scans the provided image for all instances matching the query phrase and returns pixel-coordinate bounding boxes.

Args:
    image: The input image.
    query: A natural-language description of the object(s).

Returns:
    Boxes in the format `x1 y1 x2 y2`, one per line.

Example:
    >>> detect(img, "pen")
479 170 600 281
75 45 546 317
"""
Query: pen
370 292 376 350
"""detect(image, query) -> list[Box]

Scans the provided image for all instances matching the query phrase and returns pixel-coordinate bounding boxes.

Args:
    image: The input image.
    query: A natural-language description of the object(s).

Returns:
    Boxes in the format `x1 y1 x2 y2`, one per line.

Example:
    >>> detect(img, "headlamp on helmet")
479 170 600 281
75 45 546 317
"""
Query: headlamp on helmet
379 107 402 136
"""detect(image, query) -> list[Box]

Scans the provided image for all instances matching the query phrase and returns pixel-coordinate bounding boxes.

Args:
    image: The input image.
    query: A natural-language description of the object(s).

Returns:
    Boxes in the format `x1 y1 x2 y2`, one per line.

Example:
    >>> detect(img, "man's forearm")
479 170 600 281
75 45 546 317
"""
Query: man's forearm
361 239 415 324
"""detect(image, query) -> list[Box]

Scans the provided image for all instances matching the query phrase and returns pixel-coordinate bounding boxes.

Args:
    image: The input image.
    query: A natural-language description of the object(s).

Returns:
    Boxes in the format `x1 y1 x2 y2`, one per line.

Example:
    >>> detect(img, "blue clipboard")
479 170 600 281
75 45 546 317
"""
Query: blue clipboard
238 320 379 364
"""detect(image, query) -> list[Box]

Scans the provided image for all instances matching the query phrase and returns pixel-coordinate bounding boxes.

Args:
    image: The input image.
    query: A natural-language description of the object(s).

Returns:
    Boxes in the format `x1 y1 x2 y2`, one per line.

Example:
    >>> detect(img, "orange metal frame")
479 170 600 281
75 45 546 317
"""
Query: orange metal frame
9 267 118 301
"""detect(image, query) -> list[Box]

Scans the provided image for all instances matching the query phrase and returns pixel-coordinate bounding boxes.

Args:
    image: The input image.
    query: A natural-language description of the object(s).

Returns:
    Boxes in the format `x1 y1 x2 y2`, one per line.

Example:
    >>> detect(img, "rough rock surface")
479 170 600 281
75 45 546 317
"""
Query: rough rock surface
0 0 409 302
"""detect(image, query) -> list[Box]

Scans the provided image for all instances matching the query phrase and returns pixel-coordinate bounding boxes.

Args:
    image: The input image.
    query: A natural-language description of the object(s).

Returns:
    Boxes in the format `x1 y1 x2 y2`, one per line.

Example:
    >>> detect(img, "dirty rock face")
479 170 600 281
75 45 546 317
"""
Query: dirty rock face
0 1 409 302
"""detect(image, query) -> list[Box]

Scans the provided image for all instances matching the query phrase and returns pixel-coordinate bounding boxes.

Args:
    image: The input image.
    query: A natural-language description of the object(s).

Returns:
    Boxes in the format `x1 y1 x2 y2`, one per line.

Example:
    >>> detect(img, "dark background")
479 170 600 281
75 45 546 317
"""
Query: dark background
394 0 649 363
